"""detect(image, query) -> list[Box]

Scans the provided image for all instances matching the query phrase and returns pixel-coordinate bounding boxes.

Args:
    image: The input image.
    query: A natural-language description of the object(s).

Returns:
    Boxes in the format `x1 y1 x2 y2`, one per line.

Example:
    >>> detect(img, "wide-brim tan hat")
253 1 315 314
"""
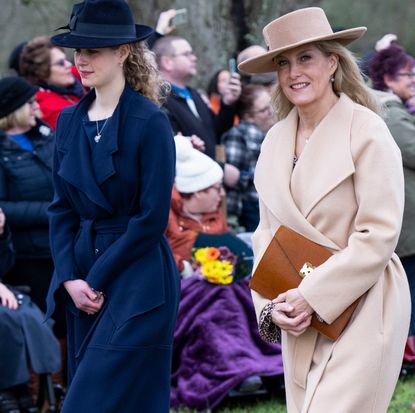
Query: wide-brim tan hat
238 7 366 74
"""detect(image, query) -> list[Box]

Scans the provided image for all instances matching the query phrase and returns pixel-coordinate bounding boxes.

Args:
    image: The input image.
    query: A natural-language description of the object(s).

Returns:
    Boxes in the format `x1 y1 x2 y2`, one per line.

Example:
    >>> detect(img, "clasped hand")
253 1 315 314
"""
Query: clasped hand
64 279 105 315
271 288 313 337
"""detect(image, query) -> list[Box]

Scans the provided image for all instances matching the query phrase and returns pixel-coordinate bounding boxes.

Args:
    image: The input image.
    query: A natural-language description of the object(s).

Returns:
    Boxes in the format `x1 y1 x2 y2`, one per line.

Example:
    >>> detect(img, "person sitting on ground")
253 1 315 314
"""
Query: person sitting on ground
0 76 67 345
19 36 85 129
166 136 283 412
0 208 60 413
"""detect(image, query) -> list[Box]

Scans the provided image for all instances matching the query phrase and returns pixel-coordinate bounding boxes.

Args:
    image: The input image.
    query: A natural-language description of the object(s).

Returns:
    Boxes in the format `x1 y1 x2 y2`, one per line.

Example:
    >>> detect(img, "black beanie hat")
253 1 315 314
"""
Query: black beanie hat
8 41 28 75
0 76 38 119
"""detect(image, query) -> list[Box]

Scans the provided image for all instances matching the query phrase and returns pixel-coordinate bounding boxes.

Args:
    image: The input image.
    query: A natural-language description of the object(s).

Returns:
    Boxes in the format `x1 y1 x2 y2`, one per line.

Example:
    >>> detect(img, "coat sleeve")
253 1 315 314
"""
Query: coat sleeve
385 104 415 170
0 165 49 227
298 115 405 324
250 197 275 322
0 227 15 279
48 143 80 284
85 111 175 291
222 126 251 191
214 101 236 141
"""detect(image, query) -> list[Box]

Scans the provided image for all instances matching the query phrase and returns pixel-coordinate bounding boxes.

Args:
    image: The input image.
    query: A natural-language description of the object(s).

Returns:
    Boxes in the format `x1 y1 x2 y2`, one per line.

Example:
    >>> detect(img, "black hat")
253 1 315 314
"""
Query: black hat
8 41 28 75
0 77 38 119
51 0 153 49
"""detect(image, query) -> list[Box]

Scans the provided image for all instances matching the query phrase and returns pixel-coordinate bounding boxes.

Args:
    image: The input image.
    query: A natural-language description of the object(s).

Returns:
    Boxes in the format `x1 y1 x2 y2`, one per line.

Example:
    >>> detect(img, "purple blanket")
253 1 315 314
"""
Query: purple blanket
170 277 283 411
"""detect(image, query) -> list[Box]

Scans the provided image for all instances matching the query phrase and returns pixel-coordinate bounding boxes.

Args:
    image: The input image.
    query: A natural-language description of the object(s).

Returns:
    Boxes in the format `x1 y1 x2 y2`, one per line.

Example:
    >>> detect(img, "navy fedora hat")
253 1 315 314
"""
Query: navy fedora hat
51 0 154 49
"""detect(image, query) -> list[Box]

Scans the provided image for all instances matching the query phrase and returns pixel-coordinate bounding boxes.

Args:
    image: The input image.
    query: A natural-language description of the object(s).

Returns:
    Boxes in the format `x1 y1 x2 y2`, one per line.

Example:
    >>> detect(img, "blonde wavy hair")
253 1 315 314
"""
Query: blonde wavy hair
122 42 169 106
272 40 380 120
0 104 30 131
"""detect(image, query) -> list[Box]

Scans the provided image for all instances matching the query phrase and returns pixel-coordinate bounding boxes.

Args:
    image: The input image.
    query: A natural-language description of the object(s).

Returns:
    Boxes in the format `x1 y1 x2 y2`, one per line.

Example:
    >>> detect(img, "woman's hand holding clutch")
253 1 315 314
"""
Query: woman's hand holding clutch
271 289 313 337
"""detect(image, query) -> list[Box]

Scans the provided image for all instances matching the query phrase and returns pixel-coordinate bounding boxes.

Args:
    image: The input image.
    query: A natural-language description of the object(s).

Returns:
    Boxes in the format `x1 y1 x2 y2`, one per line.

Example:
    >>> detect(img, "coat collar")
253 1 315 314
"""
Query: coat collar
255 93 355 250
57 82 135 213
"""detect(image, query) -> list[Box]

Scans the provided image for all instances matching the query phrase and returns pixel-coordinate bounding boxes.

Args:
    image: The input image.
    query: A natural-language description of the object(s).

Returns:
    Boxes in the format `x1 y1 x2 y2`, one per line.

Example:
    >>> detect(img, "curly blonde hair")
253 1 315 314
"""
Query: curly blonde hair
272 40 380 120
123 42 169 106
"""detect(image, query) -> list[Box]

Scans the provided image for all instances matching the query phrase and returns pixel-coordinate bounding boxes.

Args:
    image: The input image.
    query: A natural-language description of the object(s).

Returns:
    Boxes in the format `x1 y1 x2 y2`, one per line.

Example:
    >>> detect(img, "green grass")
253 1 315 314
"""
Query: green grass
388 375 415 413
172 375 415 412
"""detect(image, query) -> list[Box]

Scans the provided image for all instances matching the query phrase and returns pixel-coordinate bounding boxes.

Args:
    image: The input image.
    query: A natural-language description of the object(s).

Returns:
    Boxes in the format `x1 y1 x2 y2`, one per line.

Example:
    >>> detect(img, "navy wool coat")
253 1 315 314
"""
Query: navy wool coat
46 83 180 413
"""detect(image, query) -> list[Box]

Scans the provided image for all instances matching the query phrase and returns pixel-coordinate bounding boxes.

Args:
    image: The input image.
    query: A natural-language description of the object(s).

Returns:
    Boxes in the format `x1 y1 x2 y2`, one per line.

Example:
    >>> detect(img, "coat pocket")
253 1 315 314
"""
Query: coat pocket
105 248 166 328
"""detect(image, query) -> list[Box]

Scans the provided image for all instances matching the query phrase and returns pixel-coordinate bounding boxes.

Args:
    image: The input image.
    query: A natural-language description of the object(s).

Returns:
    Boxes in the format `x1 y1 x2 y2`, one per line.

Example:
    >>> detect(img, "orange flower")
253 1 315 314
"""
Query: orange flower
205 247 220 261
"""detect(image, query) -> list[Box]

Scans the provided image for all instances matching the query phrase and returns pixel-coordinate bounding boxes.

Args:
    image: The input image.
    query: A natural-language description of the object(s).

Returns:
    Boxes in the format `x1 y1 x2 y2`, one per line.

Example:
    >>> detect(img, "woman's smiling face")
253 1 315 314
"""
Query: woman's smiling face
275 43 338 110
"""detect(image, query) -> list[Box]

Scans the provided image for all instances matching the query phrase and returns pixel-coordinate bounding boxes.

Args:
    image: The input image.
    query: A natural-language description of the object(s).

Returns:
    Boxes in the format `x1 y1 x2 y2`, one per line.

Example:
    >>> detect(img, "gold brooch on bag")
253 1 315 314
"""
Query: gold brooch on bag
299 262 315 278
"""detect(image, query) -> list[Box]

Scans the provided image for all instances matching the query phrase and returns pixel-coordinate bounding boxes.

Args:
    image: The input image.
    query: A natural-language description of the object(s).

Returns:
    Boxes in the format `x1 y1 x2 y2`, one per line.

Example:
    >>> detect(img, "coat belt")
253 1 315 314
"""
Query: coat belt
76 216 131 274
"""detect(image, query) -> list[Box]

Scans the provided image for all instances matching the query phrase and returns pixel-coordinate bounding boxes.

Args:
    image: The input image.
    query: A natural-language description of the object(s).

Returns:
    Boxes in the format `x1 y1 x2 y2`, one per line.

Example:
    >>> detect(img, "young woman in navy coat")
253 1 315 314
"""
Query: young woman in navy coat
45 1 180 412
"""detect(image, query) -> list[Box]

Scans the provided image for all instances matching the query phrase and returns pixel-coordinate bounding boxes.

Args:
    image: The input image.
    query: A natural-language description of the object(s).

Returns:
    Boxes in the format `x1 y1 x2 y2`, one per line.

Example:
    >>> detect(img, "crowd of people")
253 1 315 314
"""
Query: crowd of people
0 0 414 412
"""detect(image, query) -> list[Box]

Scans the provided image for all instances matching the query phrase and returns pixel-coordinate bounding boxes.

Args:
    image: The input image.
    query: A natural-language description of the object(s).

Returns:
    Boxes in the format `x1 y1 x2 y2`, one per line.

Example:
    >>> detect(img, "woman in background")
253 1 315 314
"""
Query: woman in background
369 44 415 364
19 36 84 129
221 84 275 231
0 208 60 413
0 76 55 320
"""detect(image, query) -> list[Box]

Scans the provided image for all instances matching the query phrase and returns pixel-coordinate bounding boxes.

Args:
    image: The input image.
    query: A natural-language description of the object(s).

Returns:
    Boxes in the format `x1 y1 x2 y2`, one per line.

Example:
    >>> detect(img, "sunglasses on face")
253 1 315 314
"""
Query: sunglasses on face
51 58 69 67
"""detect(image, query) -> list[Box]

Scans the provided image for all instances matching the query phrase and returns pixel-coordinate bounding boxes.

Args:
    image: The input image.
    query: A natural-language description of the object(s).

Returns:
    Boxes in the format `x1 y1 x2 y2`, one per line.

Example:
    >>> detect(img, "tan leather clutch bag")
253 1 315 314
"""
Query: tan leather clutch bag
249 225 359 340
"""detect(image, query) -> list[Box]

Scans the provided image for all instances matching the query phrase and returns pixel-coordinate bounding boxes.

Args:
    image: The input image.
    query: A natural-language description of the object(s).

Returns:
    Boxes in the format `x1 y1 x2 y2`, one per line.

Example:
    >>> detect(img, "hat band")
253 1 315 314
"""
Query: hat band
71 22 136 39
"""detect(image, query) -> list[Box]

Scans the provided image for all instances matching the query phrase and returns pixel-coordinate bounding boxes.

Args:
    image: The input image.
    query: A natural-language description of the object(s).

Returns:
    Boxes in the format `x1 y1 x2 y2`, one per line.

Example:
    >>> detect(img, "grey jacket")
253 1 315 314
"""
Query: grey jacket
376 90 415 257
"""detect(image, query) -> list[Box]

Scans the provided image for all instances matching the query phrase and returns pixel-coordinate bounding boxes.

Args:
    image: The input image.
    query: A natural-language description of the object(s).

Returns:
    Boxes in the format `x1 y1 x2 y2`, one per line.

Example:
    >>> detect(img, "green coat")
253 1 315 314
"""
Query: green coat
379 91 415 258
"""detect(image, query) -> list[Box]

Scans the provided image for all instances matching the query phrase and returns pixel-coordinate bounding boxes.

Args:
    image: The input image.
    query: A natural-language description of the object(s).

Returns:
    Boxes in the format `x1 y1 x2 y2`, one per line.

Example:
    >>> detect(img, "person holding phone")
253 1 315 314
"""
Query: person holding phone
153 36 242 160
45 1 180 412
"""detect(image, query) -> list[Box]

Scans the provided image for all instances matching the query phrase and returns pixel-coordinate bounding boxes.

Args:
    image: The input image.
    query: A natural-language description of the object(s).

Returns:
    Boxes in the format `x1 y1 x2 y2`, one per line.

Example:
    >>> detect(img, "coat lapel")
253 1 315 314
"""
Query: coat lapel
89 98 120 186
57 85 133 213
255 95 356 250
290 94 355 218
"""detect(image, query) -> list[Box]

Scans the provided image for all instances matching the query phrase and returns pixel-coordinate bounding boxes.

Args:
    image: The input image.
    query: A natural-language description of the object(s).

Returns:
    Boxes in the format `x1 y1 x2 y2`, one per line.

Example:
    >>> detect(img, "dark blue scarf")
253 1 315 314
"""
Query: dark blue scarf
39 77 85 99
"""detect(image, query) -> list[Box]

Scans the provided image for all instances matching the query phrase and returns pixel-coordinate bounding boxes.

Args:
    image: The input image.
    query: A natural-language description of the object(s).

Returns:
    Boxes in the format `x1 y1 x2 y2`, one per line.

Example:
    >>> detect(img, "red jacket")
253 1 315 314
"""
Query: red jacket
166 188 228 271
36 89 81 129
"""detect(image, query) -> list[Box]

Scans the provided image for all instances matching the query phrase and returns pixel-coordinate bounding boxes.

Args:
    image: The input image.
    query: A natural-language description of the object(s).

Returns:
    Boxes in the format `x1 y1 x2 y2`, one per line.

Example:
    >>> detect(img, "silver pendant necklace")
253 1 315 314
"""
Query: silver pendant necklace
94 118 109 143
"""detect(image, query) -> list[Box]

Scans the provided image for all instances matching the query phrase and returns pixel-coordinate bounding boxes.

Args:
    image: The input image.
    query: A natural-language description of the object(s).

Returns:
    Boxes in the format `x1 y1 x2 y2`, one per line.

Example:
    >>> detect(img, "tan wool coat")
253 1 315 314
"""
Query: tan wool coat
251 94 411 413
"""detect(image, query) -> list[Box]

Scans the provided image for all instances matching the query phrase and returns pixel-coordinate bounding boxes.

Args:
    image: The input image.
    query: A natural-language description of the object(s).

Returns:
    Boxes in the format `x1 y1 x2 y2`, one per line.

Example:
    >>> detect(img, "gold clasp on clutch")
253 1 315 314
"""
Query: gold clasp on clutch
299 262 315 278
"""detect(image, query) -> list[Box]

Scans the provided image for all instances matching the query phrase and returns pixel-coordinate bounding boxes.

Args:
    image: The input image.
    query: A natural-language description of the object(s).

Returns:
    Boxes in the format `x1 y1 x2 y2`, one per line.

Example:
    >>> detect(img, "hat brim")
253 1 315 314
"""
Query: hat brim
238 27 366 74
51 24 153 49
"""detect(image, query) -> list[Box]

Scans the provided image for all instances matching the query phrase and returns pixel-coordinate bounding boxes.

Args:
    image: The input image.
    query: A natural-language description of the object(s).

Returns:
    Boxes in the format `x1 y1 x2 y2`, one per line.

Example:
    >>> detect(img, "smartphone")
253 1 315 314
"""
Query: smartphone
172 8 188 26
228 58 237 74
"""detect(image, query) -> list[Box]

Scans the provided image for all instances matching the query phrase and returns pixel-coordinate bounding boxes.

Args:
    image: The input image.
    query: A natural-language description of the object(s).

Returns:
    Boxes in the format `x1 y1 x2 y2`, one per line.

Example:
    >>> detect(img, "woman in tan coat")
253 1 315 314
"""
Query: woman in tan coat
238 7 411 413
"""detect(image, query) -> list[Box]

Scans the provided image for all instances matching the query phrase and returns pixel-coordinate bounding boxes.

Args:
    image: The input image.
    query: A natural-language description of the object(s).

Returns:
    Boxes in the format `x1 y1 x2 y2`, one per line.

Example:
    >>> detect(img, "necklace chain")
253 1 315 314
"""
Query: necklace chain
94 118 109 143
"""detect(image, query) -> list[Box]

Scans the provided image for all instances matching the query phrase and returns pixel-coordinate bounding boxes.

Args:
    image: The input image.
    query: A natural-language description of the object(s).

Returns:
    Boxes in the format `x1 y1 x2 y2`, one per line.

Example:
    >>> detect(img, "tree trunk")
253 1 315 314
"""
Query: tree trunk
129 0 322 89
